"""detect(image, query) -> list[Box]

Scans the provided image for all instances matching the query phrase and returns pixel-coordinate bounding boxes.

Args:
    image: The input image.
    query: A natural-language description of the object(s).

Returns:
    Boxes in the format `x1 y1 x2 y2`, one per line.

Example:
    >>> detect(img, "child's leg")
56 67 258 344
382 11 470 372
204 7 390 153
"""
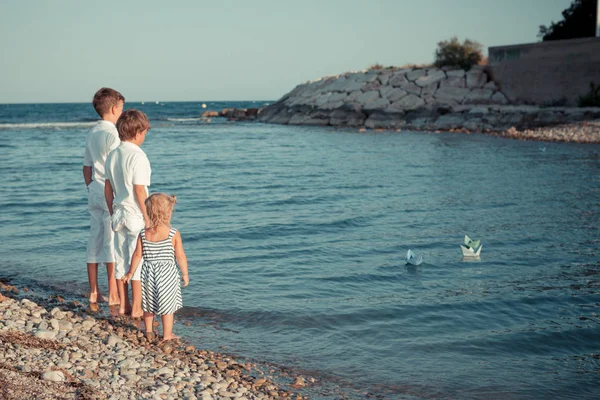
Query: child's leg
161 314 179 340
87 263 103 303
117 281 130 315
131 280 143 318
143 312 155 333
114 229 131 314
105 262 120 306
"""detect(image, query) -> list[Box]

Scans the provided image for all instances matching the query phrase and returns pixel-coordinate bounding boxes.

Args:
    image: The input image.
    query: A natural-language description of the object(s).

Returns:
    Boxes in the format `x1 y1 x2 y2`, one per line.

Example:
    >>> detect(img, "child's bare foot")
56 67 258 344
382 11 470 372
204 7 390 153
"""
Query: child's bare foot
161 334 180 341
89 292 105 303
145 331 156 342
108 296 120 306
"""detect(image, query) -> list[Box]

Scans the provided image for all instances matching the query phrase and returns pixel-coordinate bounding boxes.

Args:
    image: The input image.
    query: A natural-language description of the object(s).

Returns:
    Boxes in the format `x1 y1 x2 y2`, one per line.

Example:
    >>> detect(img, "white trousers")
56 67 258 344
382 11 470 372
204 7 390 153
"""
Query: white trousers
112 207 144 281
86 181 115 263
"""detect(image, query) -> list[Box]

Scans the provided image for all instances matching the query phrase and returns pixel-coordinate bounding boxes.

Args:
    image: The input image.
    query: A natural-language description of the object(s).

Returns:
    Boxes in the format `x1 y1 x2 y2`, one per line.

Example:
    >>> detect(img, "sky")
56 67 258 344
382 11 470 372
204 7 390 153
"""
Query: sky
0 0 576 103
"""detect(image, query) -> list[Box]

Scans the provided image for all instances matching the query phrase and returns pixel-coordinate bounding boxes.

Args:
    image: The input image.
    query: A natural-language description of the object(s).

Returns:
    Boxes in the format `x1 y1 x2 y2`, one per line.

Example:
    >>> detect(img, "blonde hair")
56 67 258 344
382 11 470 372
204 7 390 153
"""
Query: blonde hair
145 193 177 229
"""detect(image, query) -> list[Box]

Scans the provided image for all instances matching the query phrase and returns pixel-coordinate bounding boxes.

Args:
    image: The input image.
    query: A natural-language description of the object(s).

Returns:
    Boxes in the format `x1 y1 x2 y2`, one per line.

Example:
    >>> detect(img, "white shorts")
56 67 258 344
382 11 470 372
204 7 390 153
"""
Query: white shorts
86 181 115 263
112 207 144 281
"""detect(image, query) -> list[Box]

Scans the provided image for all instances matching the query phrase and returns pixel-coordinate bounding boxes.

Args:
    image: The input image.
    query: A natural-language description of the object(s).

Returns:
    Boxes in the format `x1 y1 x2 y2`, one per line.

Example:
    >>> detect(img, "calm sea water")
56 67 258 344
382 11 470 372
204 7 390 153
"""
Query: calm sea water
1 101 599 399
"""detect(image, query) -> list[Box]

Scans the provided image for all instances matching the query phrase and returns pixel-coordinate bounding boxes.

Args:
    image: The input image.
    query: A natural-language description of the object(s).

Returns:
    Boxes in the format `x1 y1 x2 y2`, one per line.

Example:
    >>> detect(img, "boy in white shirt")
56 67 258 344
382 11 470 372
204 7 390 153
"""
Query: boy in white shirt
105 109 151 317
83 88 124 305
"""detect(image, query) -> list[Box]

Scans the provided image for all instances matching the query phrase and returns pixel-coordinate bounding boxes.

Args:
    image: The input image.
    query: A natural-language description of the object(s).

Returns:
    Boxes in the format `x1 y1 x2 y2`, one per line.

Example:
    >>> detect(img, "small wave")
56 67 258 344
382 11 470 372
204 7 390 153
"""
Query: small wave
165 117 206 122
0 122 96 129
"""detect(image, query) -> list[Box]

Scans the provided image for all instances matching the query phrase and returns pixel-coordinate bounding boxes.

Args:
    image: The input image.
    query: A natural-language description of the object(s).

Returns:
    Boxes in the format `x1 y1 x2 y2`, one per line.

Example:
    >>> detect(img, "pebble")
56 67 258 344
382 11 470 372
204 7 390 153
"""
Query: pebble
34 330 57 340
0 293 291 400
41 370 65 382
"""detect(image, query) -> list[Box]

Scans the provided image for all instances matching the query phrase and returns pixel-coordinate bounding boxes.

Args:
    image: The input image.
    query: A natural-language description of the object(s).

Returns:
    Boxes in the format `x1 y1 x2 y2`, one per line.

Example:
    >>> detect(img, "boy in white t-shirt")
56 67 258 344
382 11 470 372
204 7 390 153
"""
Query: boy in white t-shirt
105 109 151 317
83 88 124 305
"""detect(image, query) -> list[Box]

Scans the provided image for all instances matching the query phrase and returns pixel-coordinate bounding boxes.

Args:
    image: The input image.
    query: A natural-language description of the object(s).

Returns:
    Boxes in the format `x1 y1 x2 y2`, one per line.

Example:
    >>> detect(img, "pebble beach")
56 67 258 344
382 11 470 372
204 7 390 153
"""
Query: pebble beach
0 281 306 400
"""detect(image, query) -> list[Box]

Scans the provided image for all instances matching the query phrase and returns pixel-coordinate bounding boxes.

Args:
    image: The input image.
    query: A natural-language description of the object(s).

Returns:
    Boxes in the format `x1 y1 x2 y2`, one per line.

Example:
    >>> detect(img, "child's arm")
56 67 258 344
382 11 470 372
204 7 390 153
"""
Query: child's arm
105 179 115 216
134 185 150 228
173 231 189 287
122 235 143 284
83 166 93 187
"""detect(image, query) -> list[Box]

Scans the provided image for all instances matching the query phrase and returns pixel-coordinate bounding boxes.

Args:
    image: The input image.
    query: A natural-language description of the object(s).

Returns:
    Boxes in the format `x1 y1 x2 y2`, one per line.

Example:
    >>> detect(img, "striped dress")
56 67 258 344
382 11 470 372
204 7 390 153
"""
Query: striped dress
140 227 183 315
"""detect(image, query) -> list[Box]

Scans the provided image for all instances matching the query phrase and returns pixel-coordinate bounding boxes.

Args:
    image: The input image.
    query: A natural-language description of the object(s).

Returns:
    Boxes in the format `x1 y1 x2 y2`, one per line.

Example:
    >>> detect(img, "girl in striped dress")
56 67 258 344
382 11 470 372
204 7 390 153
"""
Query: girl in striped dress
122 193 189 341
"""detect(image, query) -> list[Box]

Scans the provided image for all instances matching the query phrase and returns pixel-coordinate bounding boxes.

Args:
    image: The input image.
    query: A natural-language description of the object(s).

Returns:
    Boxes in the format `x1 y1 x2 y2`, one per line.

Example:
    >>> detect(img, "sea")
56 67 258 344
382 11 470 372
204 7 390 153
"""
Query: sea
0 101 599 399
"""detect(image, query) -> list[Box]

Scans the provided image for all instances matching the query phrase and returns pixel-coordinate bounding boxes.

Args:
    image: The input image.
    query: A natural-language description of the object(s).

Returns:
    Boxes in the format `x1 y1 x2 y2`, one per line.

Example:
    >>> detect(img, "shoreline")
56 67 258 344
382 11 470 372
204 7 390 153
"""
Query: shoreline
0 279 308 400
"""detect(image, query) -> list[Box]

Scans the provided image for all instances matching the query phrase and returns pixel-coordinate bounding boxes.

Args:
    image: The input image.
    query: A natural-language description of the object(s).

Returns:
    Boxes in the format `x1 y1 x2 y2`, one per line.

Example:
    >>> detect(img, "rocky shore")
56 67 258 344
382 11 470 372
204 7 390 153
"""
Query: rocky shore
0 281 306 400
251 67 600 143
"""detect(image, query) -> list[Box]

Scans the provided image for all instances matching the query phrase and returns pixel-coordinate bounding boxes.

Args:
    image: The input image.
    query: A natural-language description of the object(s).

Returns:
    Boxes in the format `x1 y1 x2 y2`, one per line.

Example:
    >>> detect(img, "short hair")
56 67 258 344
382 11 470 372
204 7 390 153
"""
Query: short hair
145 193 177 228
92 88 124 117
116 109 151 141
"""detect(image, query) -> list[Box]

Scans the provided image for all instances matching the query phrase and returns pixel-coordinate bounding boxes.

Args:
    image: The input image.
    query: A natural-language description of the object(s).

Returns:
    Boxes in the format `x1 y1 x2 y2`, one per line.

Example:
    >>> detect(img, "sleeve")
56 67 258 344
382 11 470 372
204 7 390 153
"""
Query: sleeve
107 132 120 153
132 154 151 186
83 145 92 167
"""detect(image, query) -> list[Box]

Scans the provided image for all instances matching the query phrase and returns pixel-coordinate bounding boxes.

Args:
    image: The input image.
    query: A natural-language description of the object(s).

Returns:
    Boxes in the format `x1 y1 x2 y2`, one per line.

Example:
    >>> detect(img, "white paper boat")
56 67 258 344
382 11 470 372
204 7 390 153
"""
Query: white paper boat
406 249 423 266
460 244 482 257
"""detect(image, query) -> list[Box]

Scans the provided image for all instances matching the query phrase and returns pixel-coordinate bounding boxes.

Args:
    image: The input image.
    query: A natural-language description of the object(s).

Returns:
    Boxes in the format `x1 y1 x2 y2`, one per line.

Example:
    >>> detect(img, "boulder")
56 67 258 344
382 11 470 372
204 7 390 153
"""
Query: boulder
399 81 421 96
388 94 425 111
446 69 466 77
378 72 392 86
433 115 466 130
490 91 509 105
414 70 446 87
355 91 380 106
385 88 409 103
464 89 494 104
365 113 406 129
388 71 408 87
406 69 427 81
440 76 466 88
466 71 487 88
434 86 470 104
329 109 366 127
363 97 390 111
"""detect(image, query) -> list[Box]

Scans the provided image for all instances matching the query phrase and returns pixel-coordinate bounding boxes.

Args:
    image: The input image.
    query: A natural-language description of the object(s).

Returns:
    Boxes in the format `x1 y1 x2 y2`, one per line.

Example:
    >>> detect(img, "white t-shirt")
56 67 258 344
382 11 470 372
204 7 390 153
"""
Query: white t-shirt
105 141 151 216
83 120 120 186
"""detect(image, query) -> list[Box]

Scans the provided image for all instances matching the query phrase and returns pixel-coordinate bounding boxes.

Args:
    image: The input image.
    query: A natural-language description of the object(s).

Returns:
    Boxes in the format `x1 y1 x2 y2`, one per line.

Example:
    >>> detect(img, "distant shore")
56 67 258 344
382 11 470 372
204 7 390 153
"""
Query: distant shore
232 66 600 144
0 279 307 400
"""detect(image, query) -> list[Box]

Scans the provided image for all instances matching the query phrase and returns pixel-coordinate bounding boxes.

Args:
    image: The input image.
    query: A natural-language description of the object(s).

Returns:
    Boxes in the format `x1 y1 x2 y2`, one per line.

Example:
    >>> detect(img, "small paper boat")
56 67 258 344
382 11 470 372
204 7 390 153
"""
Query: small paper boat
406 249 423 266
460 235 482 258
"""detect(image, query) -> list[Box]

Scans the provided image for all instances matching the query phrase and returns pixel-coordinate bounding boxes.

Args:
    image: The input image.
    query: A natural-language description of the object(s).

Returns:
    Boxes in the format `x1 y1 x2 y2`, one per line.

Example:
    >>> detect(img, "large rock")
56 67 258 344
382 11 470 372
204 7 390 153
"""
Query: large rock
388 71 408 87
388 94 425 111
433 115 466 130
399 81 421 96
415 70 446 87
464 89 494 104
364 97 390 111
385 88 409 103
446 69 466 77
490 91 509 105
434 86 470 104
330 109 366 126
440 76 465 88
466 71 487 88
356 91 380 105
365 113 406 129
406 69 427 81
343 79 366 92
35 330 57 340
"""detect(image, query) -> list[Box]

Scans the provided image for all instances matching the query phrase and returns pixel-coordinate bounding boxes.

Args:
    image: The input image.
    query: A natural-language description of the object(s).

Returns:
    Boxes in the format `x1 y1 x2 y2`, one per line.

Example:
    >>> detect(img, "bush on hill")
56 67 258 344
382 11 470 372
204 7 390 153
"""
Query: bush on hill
433 37 484 71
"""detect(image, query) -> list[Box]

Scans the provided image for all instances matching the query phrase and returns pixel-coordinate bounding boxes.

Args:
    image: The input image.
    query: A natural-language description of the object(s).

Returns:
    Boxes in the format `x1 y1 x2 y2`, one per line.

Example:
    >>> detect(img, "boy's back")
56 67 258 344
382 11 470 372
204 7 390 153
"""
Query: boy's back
105 142 151 216
84 120 120 193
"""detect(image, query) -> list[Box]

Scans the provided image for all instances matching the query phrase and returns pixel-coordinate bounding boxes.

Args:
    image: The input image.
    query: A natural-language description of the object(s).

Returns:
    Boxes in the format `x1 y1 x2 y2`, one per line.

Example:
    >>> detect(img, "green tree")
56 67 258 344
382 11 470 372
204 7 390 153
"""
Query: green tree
433 37 483 71
538 0 597 41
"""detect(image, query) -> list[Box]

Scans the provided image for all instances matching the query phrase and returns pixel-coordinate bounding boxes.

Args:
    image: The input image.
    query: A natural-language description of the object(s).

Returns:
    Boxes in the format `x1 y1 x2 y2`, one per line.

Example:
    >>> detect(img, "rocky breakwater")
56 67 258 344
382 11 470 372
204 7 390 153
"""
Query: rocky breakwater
257 67 600 142
0 283 305 400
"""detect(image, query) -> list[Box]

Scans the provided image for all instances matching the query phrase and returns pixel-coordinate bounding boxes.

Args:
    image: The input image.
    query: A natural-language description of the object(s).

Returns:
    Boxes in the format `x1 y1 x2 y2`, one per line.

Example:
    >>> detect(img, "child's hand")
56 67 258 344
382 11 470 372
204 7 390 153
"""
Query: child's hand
121 273 132 284
182 274 189 287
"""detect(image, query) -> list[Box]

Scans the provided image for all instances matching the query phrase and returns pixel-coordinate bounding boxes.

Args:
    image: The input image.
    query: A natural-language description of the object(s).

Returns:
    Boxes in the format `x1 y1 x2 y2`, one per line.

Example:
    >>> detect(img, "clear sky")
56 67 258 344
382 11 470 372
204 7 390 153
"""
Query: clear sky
0 0 575 103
